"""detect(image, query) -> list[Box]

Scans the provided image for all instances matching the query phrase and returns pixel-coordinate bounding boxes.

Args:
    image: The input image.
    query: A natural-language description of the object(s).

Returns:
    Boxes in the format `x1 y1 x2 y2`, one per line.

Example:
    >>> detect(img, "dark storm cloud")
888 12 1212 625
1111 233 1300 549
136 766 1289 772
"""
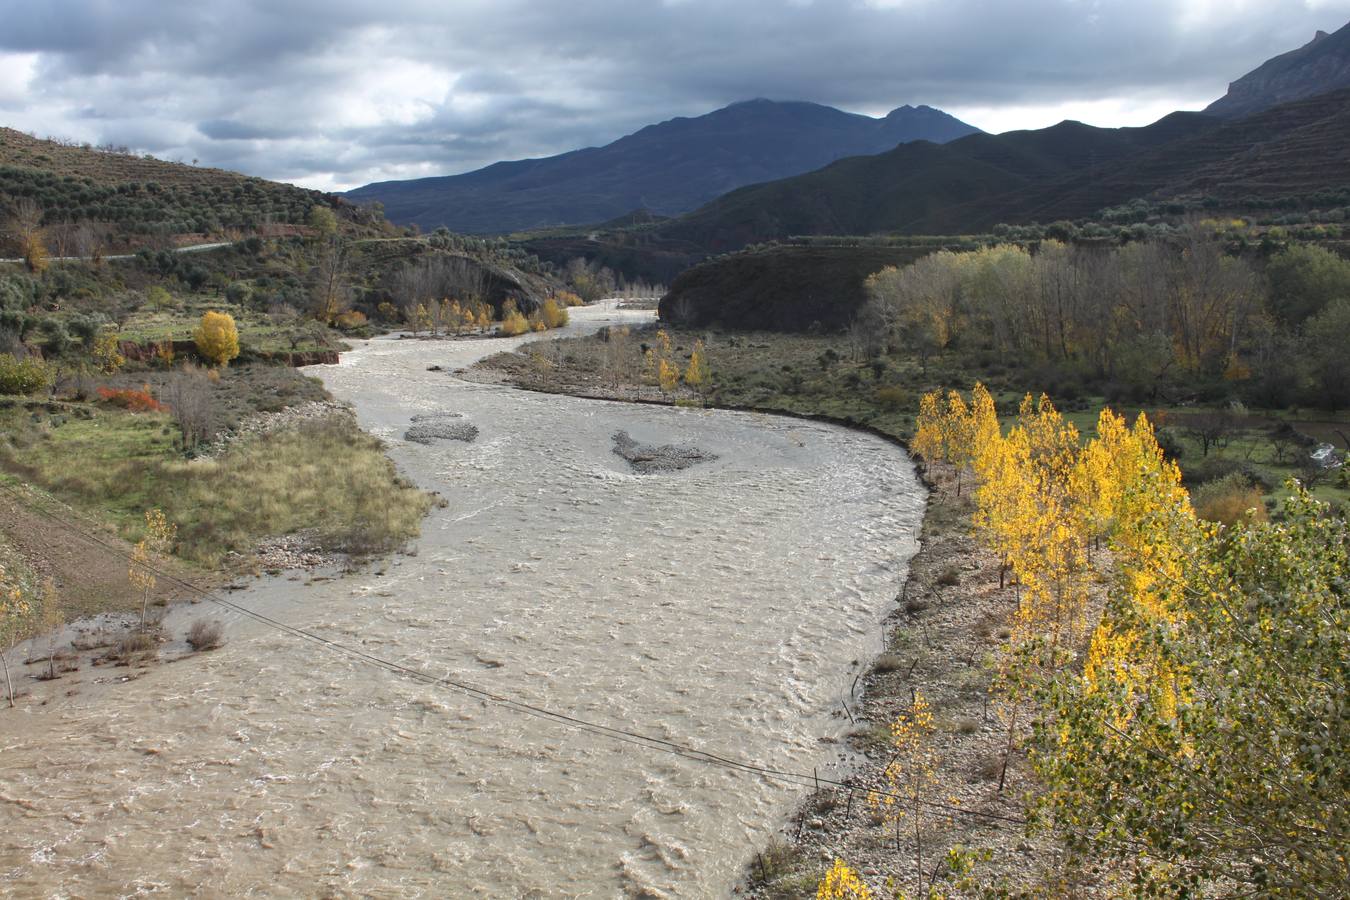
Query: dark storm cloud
2 0 1348 190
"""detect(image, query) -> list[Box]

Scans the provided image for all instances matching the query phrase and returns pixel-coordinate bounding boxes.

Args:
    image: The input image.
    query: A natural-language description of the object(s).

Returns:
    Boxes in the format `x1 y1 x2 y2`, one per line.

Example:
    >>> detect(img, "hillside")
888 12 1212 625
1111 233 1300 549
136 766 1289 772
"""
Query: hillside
655 112 1219 251
913 88 1350 233
643 86 1350 251
343 99 978 234
657 243 936 331
0 128 373 252
1205 21 1350 118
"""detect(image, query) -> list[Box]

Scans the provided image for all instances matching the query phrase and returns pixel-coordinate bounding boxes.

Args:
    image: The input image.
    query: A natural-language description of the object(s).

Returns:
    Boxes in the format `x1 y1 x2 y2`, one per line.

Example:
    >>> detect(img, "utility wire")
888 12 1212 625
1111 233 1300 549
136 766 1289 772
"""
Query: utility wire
0 481 1026 826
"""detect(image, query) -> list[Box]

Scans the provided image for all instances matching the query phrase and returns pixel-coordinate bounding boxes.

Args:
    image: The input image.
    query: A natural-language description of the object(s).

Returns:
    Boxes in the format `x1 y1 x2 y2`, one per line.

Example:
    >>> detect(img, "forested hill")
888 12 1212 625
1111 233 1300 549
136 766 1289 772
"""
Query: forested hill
0 128 377 252
342 99 979 234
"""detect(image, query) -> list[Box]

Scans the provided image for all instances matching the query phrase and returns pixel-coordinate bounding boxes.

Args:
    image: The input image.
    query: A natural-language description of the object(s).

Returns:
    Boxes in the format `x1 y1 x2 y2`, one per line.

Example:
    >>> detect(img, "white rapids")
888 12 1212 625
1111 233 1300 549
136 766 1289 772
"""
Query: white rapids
0 303 925 897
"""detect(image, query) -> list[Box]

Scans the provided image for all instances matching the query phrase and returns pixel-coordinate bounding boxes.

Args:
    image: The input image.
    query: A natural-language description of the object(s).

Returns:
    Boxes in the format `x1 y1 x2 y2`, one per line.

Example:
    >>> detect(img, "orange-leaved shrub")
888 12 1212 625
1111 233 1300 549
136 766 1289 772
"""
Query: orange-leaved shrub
97 386 166 413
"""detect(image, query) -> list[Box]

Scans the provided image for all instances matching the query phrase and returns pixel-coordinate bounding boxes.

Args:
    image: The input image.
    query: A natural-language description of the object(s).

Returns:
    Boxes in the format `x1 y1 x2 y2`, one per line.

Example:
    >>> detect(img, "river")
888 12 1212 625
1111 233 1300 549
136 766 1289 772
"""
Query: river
0 303 925 897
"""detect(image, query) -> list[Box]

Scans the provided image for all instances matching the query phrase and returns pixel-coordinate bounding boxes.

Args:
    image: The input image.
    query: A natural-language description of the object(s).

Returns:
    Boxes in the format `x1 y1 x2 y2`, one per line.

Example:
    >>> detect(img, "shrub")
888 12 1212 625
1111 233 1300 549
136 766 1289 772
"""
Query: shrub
872 652 906 674
193 310 240 367
875 384 909 409
224 282 253 306
96 386 166 413
185 619 224 651
105 630 158 663
540 297 569 328
145 285 176 310
333 310 367 331
1193 472 1268 526
0 353 51 394
936 566 961 586
498 311 529 336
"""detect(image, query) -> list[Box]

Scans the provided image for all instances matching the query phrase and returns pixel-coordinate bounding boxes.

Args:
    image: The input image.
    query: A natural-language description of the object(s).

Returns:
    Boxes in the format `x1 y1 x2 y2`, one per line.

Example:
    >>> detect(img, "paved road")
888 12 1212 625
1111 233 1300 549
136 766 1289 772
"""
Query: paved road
0 240 233 265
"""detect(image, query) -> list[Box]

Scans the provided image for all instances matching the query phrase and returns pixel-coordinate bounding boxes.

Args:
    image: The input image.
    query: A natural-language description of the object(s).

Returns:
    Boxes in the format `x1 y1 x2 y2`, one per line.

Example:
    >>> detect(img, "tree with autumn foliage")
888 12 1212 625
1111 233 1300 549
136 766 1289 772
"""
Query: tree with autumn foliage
919 380 1347 895
1035 484 1346 894
193 311 240 367
684 340 710 393
129 509 176 628
869 690 942 894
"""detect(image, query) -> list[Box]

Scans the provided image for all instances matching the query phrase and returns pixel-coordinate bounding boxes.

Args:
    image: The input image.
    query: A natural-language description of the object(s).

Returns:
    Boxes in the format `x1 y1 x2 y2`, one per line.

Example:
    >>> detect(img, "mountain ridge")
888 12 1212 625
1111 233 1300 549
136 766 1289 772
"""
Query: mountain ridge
343 99 980 234
1205 21 1350 118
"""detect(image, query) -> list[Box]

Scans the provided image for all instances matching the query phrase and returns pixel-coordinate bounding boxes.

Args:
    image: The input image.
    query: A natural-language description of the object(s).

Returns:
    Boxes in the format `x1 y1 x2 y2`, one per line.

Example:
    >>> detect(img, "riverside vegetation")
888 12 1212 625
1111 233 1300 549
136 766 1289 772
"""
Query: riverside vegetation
474 234 1347 897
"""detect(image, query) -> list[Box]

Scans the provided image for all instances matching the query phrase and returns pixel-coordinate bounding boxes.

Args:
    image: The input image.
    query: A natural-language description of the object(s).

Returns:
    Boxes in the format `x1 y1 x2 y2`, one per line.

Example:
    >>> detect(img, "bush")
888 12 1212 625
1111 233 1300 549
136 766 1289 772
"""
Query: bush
540 298 569 328
185 619 224 651
96 386 165 413
875 384 909 409
1193 472 1269 526
0 353 51 394
224 282 253 306
498 311 529 336
333 310 367 331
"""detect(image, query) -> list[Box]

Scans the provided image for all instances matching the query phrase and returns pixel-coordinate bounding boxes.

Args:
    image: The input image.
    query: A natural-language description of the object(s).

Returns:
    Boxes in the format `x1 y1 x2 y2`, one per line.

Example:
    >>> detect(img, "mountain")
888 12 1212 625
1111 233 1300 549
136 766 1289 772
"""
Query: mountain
343 100 979 234
645 85 1350 251
654 111 1219 250
1205 22 1350 119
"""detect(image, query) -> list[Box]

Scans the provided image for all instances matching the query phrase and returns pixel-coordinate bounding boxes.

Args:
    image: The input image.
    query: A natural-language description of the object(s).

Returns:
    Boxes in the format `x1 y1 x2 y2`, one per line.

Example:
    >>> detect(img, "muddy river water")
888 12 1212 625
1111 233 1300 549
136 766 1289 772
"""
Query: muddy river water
1 304 924 897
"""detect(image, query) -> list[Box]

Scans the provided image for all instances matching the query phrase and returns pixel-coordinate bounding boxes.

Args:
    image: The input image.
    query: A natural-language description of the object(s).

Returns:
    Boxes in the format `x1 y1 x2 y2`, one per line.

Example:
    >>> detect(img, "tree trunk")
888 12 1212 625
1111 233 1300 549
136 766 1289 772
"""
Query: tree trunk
998 705 1019 793
2 651 13 707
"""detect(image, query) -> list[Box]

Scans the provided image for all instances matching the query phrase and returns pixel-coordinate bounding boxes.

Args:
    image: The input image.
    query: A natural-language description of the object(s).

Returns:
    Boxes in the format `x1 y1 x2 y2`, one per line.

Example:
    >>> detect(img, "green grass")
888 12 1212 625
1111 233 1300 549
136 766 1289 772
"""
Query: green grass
0 402 432 569
118 296 340 355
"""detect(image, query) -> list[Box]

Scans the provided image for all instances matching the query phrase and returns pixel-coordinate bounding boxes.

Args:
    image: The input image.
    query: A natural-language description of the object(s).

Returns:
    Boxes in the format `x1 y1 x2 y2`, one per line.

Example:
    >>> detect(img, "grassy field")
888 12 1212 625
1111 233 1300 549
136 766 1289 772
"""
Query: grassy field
117 294 343 355
0 400 430 571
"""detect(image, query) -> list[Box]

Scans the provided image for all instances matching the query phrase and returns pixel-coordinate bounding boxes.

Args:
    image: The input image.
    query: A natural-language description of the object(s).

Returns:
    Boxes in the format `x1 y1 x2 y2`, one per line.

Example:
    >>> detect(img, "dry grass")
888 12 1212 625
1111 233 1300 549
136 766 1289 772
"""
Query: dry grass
185 619 224 651
871 652 907 674
0 406 432 570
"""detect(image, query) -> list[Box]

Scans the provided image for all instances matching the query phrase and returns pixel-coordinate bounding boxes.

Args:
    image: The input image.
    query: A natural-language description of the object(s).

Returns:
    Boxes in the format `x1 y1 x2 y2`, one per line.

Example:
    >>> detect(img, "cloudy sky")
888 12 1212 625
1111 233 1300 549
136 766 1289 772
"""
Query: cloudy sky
2 0 1348 192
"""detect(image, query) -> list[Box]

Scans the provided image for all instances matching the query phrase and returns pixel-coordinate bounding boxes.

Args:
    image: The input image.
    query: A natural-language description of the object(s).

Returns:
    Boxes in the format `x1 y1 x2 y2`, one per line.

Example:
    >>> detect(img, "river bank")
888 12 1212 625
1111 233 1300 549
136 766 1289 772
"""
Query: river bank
470 329 1056 896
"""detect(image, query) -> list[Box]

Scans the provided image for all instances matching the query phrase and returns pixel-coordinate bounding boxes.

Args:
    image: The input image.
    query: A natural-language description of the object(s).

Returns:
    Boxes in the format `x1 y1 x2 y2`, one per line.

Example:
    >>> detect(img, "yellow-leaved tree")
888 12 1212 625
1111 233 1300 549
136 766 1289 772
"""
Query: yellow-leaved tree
657 358 679 394
193 311 240 367
129 509 177 628
92 328 125 374
684 340 709 393
869 690 939 893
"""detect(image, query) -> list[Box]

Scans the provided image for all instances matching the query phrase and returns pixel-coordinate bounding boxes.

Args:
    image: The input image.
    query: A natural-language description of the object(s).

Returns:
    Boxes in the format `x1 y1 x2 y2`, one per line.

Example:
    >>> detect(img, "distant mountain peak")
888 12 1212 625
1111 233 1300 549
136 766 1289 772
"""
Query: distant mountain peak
1205 20 1350 118
344 99 979 233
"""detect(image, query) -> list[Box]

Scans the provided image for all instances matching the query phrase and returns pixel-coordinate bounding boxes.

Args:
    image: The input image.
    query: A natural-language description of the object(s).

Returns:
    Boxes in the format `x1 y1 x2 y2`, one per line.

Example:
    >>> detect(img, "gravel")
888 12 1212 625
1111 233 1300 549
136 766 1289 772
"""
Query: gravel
405 412 479 444
611 430 717 474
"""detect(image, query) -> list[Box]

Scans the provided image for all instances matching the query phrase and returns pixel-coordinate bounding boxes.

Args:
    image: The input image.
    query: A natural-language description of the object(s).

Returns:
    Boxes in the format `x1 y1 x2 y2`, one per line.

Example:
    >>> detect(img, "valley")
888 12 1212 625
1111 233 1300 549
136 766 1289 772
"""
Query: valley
2 11 1348 899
